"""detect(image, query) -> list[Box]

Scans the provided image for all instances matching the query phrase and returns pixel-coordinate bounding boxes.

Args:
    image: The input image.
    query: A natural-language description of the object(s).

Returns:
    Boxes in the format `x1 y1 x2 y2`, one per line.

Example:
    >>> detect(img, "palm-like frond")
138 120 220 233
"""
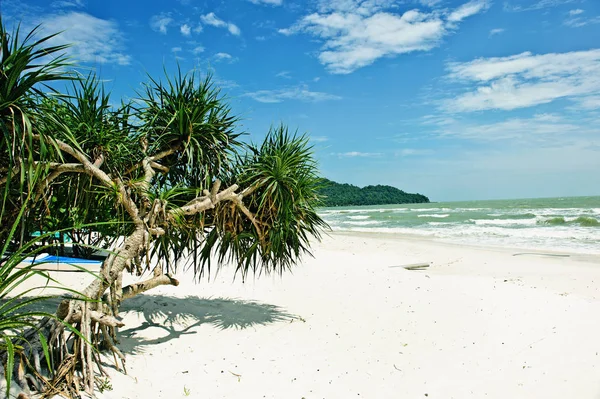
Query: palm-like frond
0 16 73 246
194 125 328 280
136 67 242 189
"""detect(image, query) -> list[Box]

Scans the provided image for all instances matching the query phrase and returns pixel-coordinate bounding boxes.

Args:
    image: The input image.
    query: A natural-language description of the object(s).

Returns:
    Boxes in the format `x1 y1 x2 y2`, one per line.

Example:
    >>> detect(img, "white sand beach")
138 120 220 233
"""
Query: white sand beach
38 232 600 398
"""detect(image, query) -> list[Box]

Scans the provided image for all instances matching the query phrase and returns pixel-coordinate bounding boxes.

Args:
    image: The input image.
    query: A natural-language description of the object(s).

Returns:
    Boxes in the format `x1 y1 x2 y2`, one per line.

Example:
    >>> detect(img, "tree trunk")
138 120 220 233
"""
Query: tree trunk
2 226 180 398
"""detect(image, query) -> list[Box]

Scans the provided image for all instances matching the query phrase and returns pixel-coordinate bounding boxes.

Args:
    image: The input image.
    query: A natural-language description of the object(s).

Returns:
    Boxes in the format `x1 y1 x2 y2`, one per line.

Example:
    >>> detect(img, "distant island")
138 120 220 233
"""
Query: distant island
319 179 430 207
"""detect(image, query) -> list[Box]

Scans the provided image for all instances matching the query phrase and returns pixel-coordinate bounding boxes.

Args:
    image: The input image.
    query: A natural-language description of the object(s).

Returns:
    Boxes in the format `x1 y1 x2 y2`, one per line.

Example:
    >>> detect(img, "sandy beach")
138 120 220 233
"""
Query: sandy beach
37 232 600 398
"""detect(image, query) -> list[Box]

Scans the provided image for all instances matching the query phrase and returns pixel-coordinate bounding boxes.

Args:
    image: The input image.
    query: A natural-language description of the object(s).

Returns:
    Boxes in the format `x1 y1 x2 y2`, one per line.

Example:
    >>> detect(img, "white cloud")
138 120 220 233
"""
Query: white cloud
396 148 433 156
213 52 237 63
243 85 342 103
311 136 329 142
172 47 182 53
51 0 85 8
212 77 240 89
418 0 442 6
569 8 584 16
280 0 489 74
333 151 382 157
276 71 291 78
504 0 578 12
191 46 205 55
426 113 600 148
315 0 396 15
248 0 283 5
180 24 191 36
564 13 600 27
489 28 505 36
200 12 225 27
228 24 241 36
574 96 600 110
444 49 600 111
150 13 173 34
200 13 241 36
36 12 130 65
448 0 490 23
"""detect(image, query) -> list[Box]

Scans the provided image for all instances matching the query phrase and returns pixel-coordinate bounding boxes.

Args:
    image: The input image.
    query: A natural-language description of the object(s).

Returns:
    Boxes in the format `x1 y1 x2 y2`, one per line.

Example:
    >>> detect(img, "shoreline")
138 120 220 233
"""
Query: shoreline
327 229 600 261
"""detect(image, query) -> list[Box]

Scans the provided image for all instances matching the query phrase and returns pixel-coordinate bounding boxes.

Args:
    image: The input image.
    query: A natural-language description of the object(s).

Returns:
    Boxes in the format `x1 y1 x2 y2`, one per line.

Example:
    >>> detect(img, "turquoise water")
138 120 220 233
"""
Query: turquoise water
319 196 600 254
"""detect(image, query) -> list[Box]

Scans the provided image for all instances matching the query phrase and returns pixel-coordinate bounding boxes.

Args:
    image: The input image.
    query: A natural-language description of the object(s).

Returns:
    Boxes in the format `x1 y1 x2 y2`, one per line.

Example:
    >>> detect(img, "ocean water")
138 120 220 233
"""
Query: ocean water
319 196 600 255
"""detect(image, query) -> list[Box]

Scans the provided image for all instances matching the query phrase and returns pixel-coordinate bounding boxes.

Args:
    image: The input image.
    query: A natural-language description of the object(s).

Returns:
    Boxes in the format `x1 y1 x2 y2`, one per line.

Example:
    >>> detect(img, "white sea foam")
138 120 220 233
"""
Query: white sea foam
348 215 370 220
322 199 600 254
321 208 396 215
471 218 538 226
329 221 600 254
343 220 382 226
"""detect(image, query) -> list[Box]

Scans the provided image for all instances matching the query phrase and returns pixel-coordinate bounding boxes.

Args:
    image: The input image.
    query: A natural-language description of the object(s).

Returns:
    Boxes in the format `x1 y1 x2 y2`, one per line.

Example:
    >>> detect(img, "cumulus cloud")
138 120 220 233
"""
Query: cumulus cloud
444 49 600 111
36 12 130 65
191 46 205 55
180 24 191 36
280 0 490 74
213 52 237 63
200 13 241 36
150 13 173 34
243 85 342 103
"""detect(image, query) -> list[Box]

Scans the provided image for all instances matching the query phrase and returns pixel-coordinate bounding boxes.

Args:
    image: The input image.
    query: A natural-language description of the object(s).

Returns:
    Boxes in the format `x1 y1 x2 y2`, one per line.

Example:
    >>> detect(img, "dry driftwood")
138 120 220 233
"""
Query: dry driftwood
390 262 430 270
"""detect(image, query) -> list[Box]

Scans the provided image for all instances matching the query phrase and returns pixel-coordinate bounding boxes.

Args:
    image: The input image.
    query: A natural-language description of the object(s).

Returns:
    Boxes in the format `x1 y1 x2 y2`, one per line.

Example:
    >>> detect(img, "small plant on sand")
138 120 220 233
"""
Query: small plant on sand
96 377 113 393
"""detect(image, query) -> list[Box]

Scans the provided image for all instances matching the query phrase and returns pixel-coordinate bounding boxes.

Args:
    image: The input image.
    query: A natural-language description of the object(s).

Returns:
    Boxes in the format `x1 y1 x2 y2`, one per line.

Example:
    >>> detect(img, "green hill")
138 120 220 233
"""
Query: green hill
319 179 430 207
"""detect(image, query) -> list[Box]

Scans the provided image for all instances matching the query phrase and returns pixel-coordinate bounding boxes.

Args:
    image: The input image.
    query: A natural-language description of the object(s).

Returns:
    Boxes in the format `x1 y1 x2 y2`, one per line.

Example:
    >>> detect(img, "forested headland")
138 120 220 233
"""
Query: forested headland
319 179 430 207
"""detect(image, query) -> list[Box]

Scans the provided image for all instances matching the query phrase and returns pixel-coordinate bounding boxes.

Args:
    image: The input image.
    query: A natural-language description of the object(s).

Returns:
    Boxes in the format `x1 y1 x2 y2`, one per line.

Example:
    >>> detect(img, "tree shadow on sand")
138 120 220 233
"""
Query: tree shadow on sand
1 294 299 356
118 295 298 355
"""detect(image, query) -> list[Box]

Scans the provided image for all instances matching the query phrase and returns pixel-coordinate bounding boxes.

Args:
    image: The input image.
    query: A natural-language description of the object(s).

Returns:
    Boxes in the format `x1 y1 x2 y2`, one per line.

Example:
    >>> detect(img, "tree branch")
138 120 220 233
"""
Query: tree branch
149 161 169 173
67 309 125 328
121 272 179 300
231 195 264 242
124 143 181 176
174 183 239 216
32 135 113 188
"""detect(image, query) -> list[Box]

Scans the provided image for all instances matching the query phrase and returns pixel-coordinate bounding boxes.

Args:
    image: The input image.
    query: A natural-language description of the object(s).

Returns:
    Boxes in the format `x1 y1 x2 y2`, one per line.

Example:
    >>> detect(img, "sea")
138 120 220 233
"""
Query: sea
319 196 600 255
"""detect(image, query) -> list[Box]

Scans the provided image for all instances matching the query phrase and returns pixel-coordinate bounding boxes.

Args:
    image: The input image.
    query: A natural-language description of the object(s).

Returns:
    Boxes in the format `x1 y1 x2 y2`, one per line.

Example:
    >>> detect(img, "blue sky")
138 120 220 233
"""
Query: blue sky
4 0 600 201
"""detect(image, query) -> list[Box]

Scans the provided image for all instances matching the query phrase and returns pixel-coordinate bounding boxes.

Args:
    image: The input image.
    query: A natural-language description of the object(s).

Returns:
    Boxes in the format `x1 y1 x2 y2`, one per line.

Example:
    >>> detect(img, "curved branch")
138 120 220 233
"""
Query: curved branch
32 135 113 187
121 272 179 300
124 143 181 175
174 183 239 215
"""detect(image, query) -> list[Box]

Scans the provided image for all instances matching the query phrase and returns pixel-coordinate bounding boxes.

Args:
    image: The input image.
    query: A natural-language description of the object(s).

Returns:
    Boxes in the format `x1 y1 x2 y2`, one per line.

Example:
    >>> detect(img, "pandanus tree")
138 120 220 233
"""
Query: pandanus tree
0 18 326 398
